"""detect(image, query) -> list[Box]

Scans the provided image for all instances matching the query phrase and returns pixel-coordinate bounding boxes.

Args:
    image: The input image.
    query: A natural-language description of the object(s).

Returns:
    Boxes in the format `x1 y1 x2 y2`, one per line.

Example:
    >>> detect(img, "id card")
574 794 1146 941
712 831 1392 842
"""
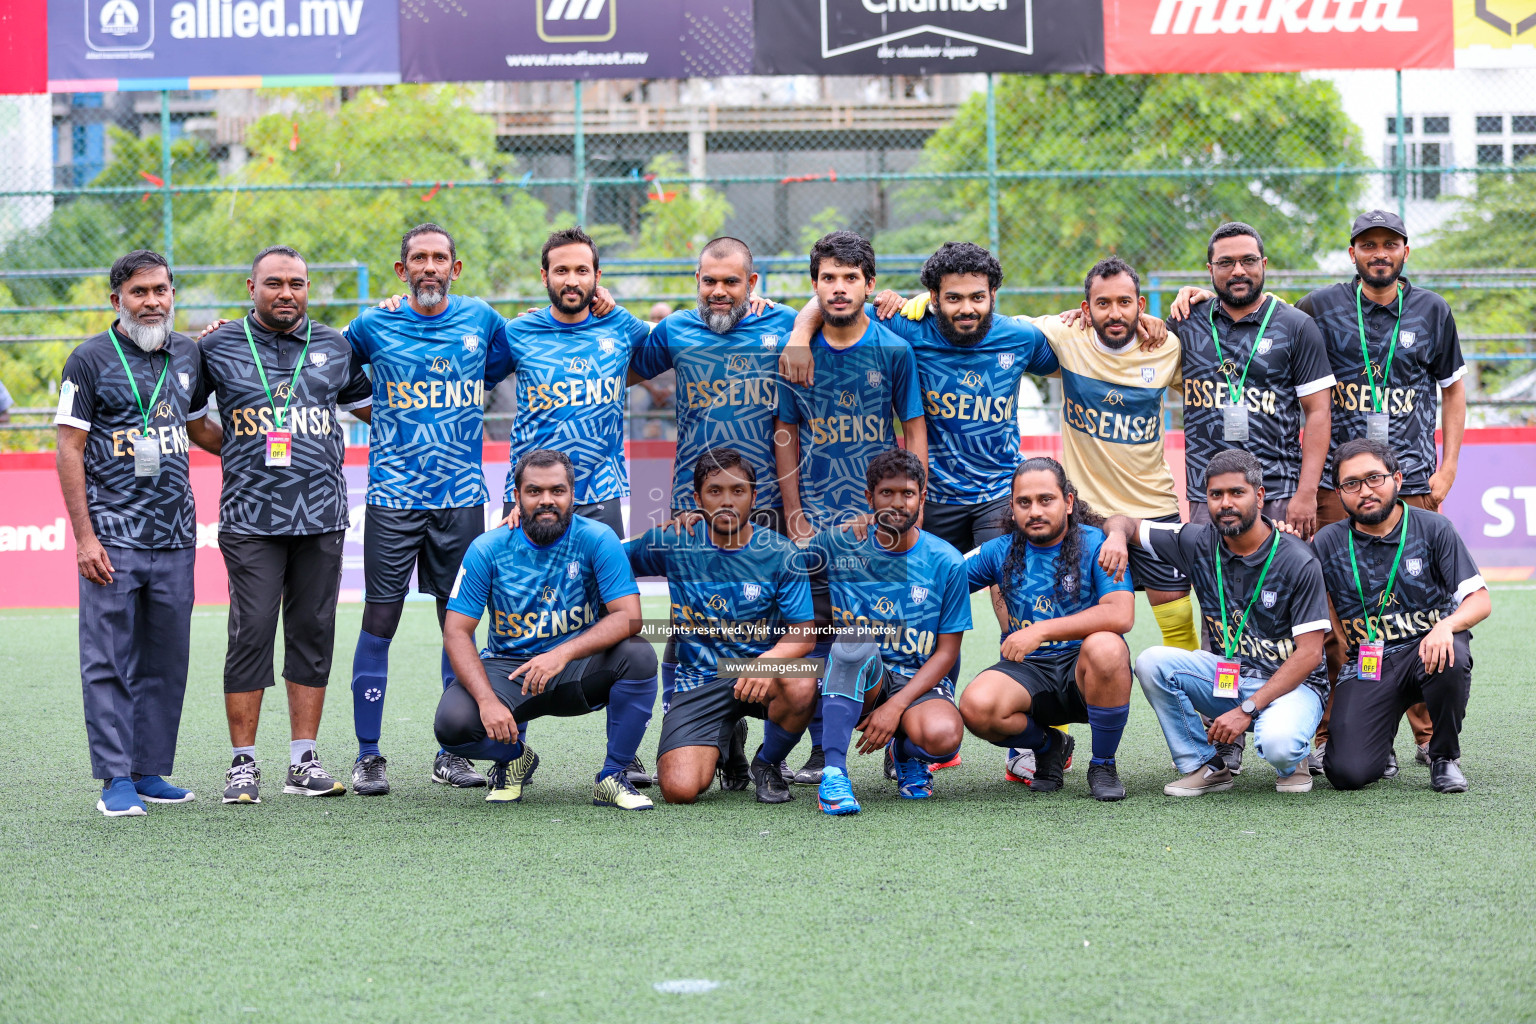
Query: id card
1222 404 1249 441
1365 412 1389 442
132 432 161 478
1357 642 1384 681
1213 659 1241 698
265 430 293 468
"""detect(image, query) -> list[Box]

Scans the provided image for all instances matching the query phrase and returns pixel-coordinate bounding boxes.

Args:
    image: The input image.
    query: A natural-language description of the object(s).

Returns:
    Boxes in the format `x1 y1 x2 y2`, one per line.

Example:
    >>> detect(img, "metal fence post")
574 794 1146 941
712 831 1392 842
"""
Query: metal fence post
160 90 173 264
1395 70 1407 220
356 263 369 316
574 79 587 224
986 73 1000 255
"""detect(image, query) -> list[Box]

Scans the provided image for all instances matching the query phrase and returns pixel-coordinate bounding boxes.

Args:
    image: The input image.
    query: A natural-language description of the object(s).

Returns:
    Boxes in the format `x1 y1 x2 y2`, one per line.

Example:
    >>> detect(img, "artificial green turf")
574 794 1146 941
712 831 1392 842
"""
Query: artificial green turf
2 590 1533 1023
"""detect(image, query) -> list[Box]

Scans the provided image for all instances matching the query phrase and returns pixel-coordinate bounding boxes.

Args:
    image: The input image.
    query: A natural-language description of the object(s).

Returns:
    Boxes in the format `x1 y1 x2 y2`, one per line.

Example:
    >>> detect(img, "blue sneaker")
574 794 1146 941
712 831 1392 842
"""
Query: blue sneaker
134 775 195 804
816 766 861 815
97 777 147 817
894 758 933 799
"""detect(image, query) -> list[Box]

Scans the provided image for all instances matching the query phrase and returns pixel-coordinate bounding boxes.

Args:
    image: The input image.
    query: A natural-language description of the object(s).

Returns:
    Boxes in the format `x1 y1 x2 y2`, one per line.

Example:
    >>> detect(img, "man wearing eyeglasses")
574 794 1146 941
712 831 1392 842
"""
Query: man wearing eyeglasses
1165 222 1335 541
1310 439 1489 793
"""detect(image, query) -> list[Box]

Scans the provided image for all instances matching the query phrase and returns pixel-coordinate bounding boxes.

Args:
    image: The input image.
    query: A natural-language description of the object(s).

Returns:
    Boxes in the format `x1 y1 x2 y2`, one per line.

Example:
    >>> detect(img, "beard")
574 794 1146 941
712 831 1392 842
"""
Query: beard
823 305 861 329
874 506 918 536
261 301 304 330
522 502 572 545
547 280 594 316
120 306 173 352
1214 270 1265 309
1357 258 1403 290
1091 314 1136 350
411 273 451 308
699 297 749 335
1023 516 1067 545
935 308 993 348
1214 503 1259 538
1351 483 1401 526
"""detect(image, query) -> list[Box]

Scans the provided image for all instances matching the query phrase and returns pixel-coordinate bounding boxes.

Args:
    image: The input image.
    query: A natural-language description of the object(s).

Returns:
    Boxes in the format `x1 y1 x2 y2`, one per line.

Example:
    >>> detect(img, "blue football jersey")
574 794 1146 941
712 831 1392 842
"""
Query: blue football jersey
447 514 639 660
631 304 797 512
345 296 512 510
965 524 1131 657
626 521 813 693
776 319 924 527
503 307 652 505
882 308 1058 505
810 528 972 678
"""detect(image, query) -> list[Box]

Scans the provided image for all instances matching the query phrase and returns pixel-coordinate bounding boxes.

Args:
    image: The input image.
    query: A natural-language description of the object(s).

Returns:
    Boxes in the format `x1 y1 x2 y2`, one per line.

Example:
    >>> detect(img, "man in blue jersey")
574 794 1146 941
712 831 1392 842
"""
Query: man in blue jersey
809 449 972 815
960 458 1135 801
433 449 657 810
627 447 817 805
343 223 513 796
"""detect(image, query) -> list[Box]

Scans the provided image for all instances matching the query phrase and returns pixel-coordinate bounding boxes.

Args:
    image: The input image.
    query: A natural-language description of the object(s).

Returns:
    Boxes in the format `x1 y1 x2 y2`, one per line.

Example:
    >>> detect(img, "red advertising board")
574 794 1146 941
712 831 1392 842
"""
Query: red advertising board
1104 0 1455 74
0 2 48 94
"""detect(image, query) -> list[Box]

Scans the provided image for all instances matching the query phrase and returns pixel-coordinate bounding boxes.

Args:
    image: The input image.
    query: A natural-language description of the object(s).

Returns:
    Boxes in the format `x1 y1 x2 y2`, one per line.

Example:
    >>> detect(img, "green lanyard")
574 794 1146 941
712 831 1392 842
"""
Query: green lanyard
1347 502 1411 644
241 316 312 430
1208 296 1279 406
1213 528 1281 660
1355 283 1403 415
107 326 170 436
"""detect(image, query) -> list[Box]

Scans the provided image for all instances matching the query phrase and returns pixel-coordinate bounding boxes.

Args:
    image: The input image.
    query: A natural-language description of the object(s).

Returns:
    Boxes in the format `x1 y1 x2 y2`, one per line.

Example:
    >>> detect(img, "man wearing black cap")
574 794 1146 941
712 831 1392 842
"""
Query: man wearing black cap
1295 210 1466 771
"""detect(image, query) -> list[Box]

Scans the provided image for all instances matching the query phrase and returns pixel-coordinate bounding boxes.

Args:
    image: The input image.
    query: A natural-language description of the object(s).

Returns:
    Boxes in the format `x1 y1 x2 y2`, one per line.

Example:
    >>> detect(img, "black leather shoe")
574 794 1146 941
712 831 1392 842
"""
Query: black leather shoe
749 749 795 804
1381 750 1399 779
1030 733 1075 793
1431 758 1467 793
718 717 751 791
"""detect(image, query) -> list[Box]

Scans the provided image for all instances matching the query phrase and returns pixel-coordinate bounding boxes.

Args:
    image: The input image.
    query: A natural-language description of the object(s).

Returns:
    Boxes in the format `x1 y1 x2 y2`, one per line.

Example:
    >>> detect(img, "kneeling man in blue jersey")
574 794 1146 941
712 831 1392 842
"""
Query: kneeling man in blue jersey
626 447 817 804
810 449 972 814
434 449 658 810
959 458 1135 801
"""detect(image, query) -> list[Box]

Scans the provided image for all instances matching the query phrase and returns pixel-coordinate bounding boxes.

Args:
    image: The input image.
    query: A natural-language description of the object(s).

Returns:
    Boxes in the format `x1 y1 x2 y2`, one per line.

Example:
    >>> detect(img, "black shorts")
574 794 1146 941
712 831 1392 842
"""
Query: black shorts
364 505 484 602
656 681 767 757
870 668 955 712
218 531 345 693
502 499 624 538
922 496 1010 555
986 650 1088 727
1127 512 1190 593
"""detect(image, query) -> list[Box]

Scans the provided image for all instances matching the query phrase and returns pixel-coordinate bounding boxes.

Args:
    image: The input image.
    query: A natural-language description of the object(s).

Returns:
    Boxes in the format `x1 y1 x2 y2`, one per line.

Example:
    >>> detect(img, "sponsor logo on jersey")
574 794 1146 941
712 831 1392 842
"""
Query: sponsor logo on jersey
727 353 753 374
1406 557 1423 577
541 585 557 605
837 390 858 409
310 351 327 367
1257 337 1273 356
429 355 454 374
959 369 984 389
567 560 580 580
761 334 779 350
910 585 929 604
177 371 190 389
1103 389 1126 407
742 582 762 602
568 357 591 373
154 400 174 419
598 337 616 355
1400 331 1416 349
462 334 480 354
866 369 883 388
1062 573 1078 594
998 352 1015 370
1262 589 1277 608
1142 367 1156 384
706 593 729 613
872 595 896 616
1034 595 1053 614
273 381 293 400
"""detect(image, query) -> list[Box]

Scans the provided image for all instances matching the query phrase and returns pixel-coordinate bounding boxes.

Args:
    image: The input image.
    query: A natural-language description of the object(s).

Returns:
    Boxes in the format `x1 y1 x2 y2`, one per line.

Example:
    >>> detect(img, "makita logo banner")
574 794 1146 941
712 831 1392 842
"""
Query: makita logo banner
1104 0 1454 71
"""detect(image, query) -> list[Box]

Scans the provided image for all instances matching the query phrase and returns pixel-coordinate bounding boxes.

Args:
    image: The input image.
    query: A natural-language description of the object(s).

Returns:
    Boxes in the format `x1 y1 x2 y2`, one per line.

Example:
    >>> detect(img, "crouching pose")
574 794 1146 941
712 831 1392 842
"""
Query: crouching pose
809 449 972 815
626 448 817 805
959 459 1135 801
434 450 658 810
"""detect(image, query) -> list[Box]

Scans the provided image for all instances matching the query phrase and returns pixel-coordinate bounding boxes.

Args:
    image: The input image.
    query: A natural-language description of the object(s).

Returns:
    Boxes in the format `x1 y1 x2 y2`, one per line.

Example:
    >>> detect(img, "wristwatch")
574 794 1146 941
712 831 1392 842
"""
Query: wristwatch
1240 698 1259 717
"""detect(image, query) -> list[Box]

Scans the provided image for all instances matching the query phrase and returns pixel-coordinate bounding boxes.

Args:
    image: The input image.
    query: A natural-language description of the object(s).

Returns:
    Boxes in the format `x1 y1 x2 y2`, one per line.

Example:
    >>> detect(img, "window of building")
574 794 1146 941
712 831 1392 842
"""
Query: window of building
1513 143 1536 164
1476 115 1504 134
1386 116 1413 135
1422 116 1450 134
1512 115 1536 133
1478 143 1505 165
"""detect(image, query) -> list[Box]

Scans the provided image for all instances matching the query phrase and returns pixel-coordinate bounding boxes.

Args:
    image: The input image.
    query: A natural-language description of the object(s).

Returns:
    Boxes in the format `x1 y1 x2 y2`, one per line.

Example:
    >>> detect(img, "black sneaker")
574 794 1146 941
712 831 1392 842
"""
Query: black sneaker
624 755 653 789
791 746 826 785
718 717 751 792
1086 760 1126 801
883 743 897 781
352 754 390 796
1030 733 1075 793
1215 738 1244 775
284 750 345 796
432 752 486 788
222 754 261 804
778 760 796 784
749 747 795 804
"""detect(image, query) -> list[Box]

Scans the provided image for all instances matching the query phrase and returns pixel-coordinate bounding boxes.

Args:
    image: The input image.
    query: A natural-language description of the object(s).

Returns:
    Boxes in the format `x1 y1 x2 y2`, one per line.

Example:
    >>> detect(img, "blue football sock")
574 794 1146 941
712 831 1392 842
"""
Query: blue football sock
599 676 657 781
894 736 952 764
661 662 678 710
820 693 861 773
1002 718 1051 752
807 698 824 748
351 630 391 759
761 719 800 765
1087 703 1130 765
450 737 525 762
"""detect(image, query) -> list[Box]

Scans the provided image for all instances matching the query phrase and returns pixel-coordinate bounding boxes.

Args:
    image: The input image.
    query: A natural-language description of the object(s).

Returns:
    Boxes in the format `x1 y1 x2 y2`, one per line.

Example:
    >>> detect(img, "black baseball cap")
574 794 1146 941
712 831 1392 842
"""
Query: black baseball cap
1350 209 1408 242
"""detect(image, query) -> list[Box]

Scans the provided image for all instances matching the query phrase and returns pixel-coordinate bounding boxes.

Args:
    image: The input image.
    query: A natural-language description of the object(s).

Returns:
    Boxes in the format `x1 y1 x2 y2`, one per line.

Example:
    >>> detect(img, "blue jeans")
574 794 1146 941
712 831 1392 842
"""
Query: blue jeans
1134 646 1323 777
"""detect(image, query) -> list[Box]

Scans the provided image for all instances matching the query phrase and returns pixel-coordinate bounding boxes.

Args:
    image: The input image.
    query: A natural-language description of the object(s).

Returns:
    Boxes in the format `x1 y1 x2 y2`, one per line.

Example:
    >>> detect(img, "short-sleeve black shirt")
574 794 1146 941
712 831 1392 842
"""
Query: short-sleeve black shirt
199 313 373 536
1295 278 1464 495
54 326 211 550
1312 505 1484 658
1141 518 1331 697
1169 297 1335 503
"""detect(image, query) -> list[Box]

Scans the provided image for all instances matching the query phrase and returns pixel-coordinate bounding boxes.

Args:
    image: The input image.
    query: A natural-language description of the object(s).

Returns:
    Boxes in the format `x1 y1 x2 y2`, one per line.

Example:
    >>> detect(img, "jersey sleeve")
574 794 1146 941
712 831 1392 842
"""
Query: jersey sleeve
870 302 922 343
338 348 373 410
591 528 641 604
777 378 807 424
776 545 815 623
624 528 667 579
965 537 1005 593
342 313 373 365
1027 314 1072 357
55 347 97 431
1087 533 1134 597
1429 516 1485 604
483 312 513 389
1430 301 1466 389
1289 314 1336 398
185 347 212 420
1139 519 1193 576
1285 549 1331 637
620 307 654 347
1294 290 1320 318
890 340 925 422
446 539 495 620
629 318 674 381
937 555 974 634
1017 318 1060 375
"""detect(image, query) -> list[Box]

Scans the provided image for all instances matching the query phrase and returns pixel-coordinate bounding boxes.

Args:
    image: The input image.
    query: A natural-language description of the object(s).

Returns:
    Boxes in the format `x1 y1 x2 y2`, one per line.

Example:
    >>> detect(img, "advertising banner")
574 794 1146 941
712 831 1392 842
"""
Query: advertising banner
1 3 49 94
1103 0 1454 74
1455 0 1536 67
399 0 753 83
752 0 1104 76
46 0 401 90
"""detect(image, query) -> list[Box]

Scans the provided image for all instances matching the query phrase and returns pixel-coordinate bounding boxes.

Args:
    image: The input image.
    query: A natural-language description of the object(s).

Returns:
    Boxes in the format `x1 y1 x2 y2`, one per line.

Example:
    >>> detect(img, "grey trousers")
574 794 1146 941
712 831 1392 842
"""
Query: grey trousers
78 545 195 780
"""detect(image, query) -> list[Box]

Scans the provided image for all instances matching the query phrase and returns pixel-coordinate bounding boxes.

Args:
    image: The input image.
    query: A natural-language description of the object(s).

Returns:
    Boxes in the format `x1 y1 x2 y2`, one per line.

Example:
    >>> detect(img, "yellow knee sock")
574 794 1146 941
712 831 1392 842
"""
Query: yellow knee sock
1152 595 1199 651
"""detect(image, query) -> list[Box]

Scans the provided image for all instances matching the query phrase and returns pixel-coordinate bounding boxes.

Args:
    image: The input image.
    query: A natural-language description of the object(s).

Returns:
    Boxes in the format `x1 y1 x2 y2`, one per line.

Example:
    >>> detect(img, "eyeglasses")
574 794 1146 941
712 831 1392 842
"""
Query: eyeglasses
1210 256 1263 271
1338 472 1392 494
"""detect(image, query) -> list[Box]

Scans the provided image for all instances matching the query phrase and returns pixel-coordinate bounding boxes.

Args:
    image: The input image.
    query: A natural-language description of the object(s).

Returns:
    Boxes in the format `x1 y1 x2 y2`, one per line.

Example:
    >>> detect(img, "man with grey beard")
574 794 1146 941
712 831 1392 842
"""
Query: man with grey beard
54 249 220 817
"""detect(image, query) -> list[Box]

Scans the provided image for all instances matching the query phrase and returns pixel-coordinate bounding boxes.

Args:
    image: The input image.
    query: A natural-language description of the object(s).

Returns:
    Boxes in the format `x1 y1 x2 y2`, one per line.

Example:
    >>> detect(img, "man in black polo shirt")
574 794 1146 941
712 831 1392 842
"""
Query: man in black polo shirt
1312 439 1489 793
199 246 375 804
1100 449 1330 796
1167 222 1335 540
54 249 216 818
